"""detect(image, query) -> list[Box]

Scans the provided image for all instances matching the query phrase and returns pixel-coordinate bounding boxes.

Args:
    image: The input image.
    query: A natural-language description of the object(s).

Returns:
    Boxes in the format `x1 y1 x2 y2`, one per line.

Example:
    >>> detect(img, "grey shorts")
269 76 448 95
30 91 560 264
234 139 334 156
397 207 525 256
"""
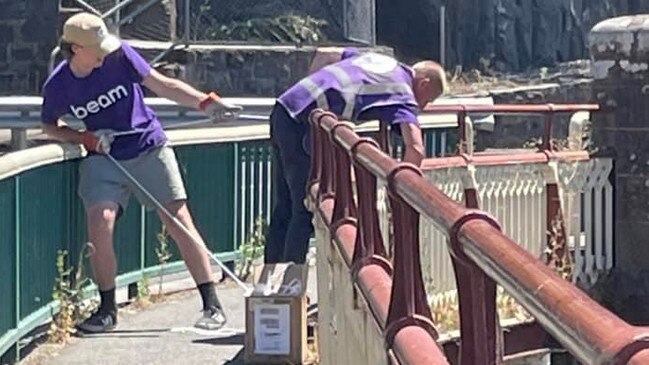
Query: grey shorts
78 144 187 212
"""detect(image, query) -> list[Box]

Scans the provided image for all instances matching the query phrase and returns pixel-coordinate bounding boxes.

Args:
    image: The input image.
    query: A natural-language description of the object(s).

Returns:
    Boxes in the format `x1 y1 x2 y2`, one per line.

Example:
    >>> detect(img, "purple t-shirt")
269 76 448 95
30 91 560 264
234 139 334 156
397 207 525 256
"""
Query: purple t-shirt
41 42 166 160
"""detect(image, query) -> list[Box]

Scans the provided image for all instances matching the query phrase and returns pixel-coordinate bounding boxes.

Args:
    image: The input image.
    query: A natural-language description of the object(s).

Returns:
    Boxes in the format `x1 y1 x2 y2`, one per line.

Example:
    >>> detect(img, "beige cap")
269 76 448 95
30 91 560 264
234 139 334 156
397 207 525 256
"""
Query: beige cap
62 12 121 55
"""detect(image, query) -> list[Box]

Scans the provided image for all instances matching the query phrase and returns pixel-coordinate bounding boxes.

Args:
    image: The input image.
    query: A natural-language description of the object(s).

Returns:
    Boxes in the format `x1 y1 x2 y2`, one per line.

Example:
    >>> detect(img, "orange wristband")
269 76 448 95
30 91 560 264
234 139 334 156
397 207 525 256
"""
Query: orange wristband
199 92 221 111
81 131 98 152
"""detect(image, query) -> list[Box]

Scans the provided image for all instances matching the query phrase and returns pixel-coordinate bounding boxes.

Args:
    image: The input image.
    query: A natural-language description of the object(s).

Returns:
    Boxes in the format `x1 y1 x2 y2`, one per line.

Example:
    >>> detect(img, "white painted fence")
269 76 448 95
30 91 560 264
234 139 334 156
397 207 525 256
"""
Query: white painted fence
377 157 614 301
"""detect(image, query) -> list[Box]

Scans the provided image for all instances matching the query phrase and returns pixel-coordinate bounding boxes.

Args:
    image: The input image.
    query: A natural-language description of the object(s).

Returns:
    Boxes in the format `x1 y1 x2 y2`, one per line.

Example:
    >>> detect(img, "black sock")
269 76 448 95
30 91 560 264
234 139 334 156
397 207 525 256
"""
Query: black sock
197 282 221 310
99 287 116 313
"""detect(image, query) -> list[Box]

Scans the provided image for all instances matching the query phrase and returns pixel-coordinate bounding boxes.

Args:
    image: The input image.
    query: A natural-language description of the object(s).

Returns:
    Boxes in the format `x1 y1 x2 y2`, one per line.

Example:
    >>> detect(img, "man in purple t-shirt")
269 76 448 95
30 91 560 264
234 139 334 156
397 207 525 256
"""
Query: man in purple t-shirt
41 12 241 333
264 47 447 265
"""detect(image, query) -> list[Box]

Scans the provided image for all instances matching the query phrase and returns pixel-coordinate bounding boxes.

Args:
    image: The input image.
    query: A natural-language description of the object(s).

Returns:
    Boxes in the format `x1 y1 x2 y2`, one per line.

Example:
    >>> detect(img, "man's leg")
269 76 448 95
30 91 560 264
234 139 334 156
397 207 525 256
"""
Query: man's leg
264 141 292 263
86 202 120 292
279 125 313 264
264 103 295 264
157 200 226 329
129 145 225 330
158 200 213 284
77 156 131 333
284 138 313 264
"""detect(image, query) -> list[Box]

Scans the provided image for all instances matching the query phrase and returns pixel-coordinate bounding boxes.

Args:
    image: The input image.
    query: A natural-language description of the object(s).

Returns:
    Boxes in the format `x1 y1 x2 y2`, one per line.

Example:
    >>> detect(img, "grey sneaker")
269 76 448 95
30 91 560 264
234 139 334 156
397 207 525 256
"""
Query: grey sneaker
194 306 227 330
77 309 117 333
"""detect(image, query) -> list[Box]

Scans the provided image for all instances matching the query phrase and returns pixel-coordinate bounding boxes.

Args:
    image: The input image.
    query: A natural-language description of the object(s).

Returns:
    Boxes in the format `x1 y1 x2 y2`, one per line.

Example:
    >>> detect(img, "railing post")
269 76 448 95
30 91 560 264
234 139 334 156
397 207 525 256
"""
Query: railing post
349 139 393 307
327 123 359 265
330 124 358 227
354 166 386 262
351 141 388 262
13 175 21 363
449 211 502 365
307 109 325 196
457 109 468 154
378 122 390 154
384 164 439 356
542 107 554 151
309 111 338 203
542 158 573 281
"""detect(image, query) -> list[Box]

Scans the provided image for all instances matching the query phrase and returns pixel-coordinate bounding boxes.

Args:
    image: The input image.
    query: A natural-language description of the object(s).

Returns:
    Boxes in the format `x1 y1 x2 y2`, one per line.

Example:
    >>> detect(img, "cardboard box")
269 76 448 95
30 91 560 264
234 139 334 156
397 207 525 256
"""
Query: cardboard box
244 263 309 364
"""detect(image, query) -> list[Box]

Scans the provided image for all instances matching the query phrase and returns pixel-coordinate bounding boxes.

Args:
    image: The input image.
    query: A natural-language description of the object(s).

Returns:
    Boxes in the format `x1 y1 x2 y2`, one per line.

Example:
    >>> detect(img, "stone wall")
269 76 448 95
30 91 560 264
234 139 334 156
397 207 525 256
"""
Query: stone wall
0 0 351 96
378 0 649 71
0 0 59 95
588 14 649 324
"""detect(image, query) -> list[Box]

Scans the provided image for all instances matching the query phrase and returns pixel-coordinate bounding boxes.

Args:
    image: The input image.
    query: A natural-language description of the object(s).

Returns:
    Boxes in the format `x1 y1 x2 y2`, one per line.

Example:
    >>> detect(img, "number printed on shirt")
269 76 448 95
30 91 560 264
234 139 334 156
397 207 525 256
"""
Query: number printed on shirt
353 53 398 75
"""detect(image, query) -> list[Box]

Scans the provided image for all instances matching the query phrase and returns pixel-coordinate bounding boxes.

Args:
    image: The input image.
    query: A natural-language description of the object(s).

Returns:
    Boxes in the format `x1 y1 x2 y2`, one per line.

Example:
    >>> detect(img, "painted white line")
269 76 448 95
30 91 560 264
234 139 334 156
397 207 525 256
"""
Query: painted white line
169 326 246 336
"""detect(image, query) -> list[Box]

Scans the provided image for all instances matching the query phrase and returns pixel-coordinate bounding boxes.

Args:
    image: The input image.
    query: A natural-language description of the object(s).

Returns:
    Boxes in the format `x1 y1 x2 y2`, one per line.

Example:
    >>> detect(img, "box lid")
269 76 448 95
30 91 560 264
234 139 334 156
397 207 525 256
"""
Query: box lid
250 263 308 297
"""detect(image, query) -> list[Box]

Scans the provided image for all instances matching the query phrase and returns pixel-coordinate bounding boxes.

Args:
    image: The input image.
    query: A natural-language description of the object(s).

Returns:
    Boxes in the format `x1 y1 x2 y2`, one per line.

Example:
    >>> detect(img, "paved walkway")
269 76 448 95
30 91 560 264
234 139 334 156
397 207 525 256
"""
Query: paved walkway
20 264 318 365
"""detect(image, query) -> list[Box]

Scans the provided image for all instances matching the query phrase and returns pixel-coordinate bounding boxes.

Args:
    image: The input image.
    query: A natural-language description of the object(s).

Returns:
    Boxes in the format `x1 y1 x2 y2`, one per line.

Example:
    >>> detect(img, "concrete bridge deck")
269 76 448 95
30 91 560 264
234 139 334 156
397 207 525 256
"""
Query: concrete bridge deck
18 263 318 365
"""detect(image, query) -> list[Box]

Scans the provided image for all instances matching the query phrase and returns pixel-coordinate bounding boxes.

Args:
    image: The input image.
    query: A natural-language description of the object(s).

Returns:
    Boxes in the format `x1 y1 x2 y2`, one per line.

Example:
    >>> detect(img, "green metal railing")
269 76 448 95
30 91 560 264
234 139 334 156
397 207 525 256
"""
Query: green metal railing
0 123 454 363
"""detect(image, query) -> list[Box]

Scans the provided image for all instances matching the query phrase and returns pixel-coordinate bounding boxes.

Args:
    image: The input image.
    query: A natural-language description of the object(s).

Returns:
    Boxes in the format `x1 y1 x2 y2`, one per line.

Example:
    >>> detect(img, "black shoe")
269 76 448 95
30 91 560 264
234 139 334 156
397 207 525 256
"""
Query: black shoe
77 309 117 333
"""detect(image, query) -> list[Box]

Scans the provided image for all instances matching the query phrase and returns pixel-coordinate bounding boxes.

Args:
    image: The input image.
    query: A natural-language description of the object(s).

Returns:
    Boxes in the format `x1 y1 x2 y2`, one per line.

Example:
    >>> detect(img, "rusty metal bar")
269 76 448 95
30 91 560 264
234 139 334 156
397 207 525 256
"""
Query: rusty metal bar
542 112 554 151
384 178 437 350
422 103 599 114
315 113 336 201
307 110 323 194
456 111 468 154
451 164 502 365
545 180 572 280
378 122 390 153
452 259 500 365
421 103 599 157
420 150 590 170
352 162 387 259
330 124 357 227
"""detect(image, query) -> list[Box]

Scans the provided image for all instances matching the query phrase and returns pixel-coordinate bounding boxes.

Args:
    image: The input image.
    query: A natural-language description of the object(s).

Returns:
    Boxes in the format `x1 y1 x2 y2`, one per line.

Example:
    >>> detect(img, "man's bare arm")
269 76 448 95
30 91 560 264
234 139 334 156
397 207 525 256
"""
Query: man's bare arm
399 122 425 167
42 120 84 145
141 69 207 109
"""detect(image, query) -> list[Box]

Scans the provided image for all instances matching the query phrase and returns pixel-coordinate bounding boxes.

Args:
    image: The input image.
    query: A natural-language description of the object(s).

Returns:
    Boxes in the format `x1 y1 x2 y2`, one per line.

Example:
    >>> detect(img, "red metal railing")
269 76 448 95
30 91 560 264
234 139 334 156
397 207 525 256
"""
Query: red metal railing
307 106 649 365
421 103 600 152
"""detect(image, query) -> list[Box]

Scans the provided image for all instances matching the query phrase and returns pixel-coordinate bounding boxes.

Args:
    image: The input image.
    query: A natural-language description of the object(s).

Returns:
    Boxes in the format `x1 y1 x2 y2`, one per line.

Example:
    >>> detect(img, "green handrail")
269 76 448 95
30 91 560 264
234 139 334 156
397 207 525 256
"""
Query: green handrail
0 123 454 363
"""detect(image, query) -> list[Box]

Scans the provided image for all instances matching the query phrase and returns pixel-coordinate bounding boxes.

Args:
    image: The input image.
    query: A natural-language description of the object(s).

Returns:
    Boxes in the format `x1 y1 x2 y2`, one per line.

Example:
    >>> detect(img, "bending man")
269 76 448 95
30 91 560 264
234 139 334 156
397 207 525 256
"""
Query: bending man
265 47 447 264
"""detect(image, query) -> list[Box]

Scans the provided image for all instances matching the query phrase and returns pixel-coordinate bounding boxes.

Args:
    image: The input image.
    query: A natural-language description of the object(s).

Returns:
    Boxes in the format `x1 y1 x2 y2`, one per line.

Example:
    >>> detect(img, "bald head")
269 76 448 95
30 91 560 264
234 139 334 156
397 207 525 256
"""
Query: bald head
411 60 447 108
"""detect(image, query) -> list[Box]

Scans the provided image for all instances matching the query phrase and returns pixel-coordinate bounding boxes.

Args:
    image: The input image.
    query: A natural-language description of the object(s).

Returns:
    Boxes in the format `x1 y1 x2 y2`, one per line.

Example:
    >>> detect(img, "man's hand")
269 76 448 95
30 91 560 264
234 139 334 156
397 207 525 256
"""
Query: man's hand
199 92 243 122
81 129 114 154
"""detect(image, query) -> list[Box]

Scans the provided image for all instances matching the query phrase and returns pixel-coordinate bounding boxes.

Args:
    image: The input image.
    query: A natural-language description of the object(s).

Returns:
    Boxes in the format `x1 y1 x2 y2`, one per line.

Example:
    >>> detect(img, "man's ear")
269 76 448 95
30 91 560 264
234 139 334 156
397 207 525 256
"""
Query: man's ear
417 77 431 90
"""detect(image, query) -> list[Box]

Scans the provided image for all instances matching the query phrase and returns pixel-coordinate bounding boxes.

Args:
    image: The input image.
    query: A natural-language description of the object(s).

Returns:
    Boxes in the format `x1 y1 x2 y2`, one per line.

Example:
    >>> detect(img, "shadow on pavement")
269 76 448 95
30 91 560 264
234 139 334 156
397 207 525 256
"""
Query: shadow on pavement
74 328 171 339
192 333 244 346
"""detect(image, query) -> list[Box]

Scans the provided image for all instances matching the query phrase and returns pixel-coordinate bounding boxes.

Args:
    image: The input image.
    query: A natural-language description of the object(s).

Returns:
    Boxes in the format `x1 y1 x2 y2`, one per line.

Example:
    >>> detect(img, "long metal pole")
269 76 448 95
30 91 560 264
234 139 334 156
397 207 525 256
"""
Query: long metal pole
184 0 190 45
104 153 250 291
73 0 102 16
440 5 446 66
103 0 137 19
114 0 121 37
